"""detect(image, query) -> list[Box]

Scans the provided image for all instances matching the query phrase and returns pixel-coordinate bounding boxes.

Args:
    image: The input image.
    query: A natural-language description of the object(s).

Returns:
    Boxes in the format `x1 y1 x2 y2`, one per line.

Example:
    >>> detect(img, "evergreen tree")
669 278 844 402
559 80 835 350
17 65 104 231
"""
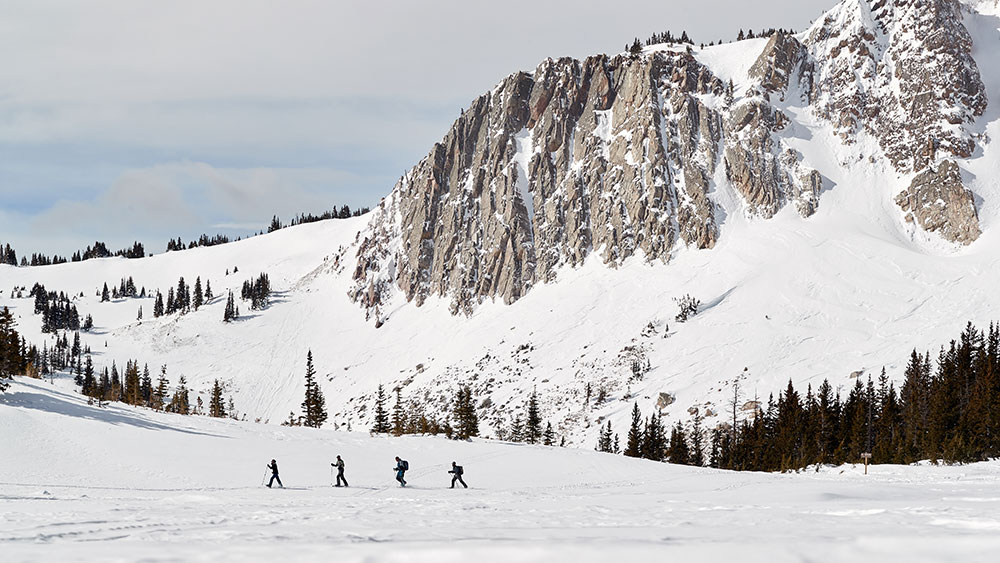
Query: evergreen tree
624 402 643 457
193 277 204 311
690 415 705 466
124 360 141 405
596 420 615 452
668 422 690 464
140 364 152 406
543 421 556 446
151 366 169 411
205 280 213 301
372 384 390 433
101 283 110 302
300 350 327 428
525 389 542 444
507 414 523 442
452 384 479 439
209 379 226 417
168 375 190 414
392 387 405 436
223 291 238 322
153 291 164 318
81 354 96 396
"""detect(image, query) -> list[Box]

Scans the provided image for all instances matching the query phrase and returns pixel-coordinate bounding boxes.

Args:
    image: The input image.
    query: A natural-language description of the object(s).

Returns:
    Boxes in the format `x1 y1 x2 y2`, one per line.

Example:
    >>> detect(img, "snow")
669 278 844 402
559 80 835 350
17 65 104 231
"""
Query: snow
513 128 536 225
4 377 1000 562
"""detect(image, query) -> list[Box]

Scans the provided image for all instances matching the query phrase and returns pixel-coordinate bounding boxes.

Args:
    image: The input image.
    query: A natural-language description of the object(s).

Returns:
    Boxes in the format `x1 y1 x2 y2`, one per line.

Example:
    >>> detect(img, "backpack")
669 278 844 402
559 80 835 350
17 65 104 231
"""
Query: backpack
401 460 409 471
454 465 463 476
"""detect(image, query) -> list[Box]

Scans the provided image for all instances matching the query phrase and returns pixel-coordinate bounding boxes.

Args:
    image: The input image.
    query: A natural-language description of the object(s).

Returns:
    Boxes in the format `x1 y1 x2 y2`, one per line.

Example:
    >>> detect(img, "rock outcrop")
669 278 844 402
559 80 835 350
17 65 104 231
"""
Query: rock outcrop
350 0 989 320
896 160 981 245
351 49 822 319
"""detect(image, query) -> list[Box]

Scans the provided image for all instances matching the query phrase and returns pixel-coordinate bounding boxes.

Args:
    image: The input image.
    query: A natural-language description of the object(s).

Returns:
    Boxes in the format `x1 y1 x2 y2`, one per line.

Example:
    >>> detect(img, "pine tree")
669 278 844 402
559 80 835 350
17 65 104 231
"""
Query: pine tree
543 422 555 446
624 402 643 457
193 277 203 311
509 414 524 443
140 364 152 406
151 366 168 411
209 379 226 417
525 389 542 444
668 422 690 464
596 420 614 452
153 291 164 318
223 291 238 322
101 283 110 302
392 387 405 436
81 354 96 396
372 384 390 433
205 280 213 301
168 375 190 414
137 306 143 321
176 277 189 313
690 415 705 466
452 384 479 439
124 360 141 405
300 350 327 428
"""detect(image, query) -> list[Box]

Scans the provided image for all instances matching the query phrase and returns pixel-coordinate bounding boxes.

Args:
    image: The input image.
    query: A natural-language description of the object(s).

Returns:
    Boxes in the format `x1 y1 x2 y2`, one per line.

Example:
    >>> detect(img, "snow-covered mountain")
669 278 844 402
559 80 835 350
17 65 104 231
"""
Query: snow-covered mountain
5 0 1000 444
352 0 995 320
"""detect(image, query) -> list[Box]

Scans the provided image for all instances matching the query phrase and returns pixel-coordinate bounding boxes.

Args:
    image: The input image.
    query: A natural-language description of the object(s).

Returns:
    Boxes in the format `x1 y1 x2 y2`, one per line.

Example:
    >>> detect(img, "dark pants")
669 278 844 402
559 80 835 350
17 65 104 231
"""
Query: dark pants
268 474 283 488
336 471 348 487
396 470 406 486
451 474 467 488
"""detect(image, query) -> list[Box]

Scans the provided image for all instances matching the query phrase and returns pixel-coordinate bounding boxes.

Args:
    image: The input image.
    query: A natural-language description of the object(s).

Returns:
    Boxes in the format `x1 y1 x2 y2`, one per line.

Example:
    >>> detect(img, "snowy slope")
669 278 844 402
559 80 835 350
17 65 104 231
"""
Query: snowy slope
3 377 1000 562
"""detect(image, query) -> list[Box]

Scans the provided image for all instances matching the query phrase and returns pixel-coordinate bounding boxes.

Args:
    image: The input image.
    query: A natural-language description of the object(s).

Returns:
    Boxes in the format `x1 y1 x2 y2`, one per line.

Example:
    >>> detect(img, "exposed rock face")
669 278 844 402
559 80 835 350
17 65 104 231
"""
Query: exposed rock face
750 31 809 99
351 50 822 319
806 0 986 172
896 161 981 245
351 0 989 319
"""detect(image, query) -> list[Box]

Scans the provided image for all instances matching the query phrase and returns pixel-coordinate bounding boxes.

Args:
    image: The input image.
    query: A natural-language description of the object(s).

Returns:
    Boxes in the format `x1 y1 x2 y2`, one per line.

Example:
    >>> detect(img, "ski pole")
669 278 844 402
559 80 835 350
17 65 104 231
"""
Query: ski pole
262 467 268 486
330 465 334 487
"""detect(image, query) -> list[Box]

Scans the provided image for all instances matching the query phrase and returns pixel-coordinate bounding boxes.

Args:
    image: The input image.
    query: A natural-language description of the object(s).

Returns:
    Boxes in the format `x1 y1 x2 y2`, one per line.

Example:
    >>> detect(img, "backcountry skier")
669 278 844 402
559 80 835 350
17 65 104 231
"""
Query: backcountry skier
266 459 283 488
394 456 408 487
448 461 468 489
331 455 348 487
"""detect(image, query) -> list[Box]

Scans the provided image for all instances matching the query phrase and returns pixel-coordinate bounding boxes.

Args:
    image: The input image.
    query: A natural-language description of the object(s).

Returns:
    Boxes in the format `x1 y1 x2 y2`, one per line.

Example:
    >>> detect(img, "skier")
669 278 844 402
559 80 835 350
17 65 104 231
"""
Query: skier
393 456 408 487
331 455 348 487
266 459 283 488
448 461 468 489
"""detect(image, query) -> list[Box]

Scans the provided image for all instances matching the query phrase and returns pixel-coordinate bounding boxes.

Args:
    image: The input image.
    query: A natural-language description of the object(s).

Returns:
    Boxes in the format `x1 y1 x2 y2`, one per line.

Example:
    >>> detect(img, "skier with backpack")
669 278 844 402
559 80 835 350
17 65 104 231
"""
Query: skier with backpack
266 459 283 488
331 455 348 487
448 461 467 489
393 456 408 487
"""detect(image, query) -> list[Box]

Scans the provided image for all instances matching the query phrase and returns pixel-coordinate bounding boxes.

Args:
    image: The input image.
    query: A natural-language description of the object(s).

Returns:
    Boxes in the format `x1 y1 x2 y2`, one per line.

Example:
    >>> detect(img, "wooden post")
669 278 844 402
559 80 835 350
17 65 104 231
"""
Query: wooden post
861 452 872 475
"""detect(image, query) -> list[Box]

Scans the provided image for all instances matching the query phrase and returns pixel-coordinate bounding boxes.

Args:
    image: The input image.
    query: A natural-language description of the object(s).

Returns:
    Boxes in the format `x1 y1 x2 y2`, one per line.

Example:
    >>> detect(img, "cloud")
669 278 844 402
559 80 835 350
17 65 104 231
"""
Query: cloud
5 162 372 256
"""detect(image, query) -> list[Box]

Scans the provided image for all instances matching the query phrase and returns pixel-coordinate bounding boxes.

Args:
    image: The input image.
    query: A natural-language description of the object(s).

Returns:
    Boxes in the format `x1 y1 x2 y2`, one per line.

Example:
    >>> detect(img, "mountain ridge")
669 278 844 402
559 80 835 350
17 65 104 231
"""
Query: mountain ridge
351 0 992 323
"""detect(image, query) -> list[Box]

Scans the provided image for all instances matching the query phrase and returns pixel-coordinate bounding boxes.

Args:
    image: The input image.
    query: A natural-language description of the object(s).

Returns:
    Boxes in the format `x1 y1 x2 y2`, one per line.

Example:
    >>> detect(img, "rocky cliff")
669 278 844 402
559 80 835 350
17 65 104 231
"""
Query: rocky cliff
350 0 989 321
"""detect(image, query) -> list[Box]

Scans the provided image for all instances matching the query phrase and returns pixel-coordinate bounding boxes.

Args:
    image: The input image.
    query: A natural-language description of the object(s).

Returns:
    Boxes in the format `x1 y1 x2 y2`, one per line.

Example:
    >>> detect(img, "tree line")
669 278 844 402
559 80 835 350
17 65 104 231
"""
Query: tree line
0 307 26 392
598 321 1000 471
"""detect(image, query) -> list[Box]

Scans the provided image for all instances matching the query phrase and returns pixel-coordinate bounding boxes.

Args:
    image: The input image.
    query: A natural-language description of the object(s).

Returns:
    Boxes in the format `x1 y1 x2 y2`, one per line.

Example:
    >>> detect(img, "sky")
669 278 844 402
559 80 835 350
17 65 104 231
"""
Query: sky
0 0 835 257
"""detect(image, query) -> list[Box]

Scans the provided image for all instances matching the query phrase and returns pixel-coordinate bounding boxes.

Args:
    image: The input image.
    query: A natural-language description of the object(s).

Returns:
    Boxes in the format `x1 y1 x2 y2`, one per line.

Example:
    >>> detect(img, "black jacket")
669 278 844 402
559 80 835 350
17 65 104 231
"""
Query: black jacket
269 462 279 475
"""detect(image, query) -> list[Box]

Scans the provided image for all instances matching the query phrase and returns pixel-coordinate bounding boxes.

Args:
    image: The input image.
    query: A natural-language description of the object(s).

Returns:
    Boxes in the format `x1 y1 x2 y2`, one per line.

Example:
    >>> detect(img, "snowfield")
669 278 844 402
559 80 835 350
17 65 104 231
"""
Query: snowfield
3 377 1000 562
